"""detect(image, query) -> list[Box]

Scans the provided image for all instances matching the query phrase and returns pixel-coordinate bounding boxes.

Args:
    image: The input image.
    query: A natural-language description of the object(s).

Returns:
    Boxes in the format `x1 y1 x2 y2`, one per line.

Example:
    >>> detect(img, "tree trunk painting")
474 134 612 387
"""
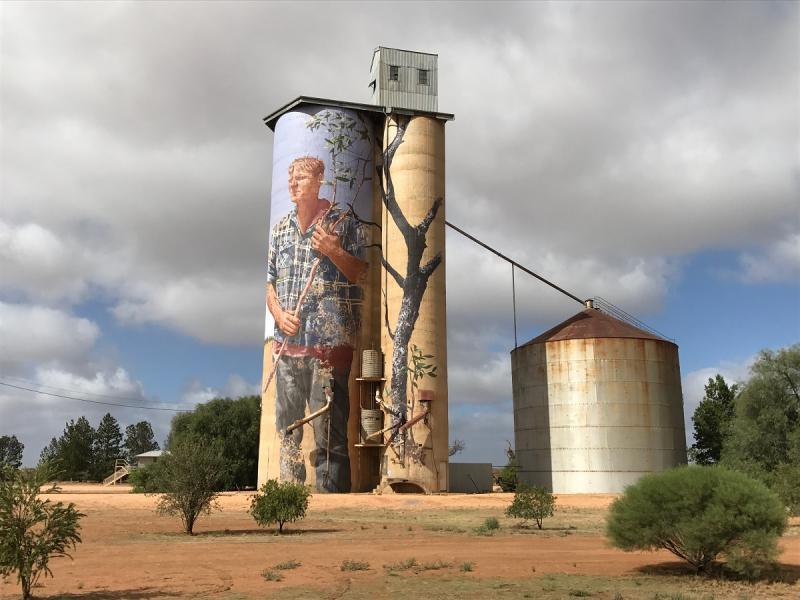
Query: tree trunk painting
378 115 443 456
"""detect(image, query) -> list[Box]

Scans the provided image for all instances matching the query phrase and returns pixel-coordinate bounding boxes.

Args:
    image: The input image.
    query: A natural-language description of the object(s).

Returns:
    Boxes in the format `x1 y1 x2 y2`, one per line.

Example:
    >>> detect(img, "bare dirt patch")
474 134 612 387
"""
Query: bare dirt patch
1 484 797 599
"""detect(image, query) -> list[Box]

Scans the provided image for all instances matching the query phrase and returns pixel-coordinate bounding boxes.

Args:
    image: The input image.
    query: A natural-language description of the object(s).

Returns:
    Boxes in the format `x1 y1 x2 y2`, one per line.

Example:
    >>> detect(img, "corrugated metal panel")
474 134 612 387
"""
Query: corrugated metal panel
372 47 438 112
511 335 687 494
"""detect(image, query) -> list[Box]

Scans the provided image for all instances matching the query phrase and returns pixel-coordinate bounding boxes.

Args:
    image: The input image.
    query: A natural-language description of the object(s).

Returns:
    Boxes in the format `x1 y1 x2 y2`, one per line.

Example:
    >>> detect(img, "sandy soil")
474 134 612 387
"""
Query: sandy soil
1 484 797 599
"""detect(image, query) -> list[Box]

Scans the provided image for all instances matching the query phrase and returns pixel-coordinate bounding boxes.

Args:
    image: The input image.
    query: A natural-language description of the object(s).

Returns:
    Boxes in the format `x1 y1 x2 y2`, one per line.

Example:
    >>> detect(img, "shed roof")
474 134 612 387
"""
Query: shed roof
135 450 164 458
518 308 675 348
263 95 454 131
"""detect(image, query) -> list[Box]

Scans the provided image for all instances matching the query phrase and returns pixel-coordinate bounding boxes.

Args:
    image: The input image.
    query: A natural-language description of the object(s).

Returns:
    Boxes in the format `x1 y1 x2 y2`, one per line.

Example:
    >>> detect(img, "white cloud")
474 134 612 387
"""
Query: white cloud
180 374 260 405
112 275 264 346
738 232 800 284
0 302 99 370
0 364 174 468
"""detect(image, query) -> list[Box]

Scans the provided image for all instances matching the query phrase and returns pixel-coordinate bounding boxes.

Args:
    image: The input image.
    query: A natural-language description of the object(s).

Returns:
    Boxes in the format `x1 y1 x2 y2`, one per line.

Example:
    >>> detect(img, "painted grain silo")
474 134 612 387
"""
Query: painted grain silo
511 304 687 494
257 47 452 494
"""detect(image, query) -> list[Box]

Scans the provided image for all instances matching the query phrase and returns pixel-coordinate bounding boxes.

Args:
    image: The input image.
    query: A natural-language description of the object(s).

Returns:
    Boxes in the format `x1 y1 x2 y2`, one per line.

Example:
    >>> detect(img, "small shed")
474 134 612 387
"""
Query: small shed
369 47 438 112
134 450 164 467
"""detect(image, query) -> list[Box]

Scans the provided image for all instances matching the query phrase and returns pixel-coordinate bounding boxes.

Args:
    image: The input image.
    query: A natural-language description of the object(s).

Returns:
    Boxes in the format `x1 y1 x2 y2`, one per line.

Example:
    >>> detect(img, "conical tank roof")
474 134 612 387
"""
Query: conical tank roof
518 308 674 348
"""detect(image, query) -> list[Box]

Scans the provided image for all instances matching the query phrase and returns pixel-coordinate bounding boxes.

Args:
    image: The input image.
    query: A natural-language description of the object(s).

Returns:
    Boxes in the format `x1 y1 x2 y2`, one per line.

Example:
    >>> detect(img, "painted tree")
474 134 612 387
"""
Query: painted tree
378 116 443 447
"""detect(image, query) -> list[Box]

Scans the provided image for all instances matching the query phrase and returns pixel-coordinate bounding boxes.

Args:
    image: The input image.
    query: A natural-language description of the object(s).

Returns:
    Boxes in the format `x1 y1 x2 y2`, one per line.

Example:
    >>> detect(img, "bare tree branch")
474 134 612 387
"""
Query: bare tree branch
382 290 395 340
420 253 442 278
381 257 404 288
418 197 443 235
382 117 412 241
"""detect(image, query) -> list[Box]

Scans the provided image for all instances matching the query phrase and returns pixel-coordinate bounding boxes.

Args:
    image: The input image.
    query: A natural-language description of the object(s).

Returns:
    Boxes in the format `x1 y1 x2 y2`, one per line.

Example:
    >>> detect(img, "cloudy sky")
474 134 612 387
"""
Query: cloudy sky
1 1 798 467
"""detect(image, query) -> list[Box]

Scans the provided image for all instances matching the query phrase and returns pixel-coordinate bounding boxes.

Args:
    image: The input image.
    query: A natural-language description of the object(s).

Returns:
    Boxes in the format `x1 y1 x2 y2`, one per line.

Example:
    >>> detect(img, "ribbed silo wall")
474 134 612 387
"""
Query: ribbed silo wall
512 337 687 494
379 115 448 493
258 105 375 493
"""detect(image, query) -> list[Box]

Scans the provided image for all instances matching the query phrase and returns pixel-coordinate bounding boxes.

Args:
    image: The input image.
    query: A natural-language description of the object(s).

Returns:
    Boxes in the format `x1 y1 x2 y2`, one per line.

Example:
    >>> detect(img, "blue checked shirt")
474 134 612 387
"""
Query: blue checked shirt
267 207 365 350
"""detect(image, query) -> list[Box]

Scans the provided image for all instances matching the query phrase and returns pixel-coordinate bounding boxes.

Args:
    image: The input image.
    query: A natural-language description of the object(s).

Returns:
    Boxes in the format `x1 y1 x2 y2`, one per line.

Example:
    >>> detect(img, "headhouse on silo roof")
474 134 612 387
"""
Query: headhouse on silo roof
369 46 438 112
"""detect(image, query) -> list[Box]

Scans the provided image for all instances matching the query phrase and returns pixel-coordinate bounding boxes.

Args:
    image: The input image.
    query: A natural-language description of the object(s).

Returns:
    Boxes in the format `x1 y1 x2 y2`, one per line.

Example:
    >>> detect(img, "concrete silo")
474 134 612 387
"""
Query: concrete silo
257 47 453 493
511 306 687 494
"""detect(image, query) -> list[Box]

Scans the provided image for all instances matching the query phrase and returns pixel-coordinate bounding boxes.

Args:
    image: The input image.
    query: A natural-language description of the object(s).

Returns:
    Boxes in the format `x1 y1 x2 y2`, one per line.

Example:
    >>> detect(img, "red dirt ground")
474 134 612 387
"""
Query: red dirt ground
1 484 797 599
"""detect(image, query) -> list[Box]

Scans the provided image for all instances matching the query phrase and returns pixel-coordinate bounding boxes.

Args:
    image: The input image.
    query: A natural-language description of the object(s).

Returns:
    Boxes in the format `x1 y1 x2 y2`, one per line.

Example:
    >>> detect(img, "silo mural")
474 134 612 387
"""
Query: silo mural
258 48 454 494
261 106 373 493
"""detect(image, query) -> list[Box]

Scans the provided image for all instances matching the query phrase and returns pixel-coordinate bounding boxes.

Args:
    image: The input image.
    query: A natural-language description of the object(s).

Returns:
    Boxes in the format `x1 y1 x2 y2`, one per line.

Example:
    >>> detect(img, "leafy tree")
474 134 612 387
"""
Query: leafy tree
40 418 95 481
250 479 311 533
606 466 787 577
168 396 260 490
505 483 556 529
91 413 122 480
152 439 225 535
122 421 159 462
0 435 24 471
722 344 800 511
497 444 519 492
688 375 738 465
0 467 84 599
38 438 61 472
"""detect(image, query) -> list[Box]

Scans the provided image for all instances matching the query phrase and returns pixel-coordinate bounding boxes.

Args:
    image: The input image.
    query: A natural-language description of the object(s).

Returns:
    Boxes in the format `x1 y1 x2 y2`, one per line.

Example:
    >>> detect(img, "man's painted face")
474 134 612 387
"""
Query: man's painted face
288 167 321 205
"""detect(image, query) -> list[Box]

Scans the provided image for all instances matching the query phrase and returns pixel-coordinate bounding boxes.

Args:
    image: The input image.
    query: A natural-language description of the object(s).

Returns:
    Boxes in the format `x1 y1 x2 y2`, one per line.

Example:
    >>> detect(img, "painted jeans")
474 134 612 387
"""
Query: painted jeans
275 354 351 493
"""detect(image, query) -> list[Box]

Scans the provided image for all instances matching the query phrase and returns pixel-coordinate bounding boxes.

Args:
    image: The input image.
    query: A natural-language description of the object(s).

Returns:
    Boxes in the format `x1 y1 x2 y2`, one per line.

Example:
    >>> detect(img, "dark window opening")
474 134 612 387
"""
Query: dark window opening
418 69 429 85
389 65 399 81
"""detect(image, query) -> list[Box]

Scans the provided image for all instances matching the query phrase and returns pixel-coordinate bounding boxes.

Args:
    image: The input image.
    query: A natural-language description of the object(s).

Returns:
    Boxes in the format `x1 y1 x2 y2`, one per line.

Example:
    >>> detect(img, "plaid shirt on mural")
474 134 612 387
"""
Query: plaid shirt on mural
267 207 365 352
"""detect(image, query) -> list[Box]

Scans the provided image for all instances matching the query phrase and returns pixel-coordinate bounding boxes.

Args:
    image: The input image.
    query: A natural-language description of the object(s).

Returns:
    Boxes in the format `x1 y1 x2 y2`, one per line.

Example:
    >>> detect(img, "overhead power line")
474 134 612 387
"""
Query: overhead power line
0 381 190 413
0 374 159 403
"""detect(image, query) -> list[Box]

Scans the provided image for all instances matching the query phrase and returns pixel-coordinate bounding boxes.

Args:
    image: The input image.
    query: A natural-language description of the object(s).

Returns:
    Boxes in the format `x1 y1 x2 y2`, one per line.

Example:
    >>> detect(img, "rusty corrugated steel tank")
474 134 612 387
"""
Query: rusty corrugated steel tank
511 308 687 494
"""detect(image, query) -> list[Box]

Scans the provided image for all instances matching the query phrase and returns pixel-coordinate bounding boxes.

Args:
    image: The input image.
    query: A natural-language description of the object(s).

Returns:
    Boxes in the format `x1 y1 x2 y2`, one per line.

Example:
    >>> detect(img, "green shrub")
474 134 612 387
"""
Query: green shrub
153 440 225 535
250 479 311 533
505 483 556 529
483 516 500 530
606 466 787 577
0 467 84 600
273 559 301 570
497 458 519 492
128 460 168 493
460 561 475 572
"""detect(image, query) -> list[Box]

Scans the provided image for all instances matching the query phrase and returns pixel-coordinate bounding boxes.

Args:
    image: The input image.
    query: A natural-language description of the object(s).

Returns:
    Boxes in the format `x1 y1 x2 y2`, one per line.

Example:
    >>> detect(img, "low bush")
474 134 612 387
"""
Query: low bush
250 479 310 533
606 466 787 577
505 483 556 529
340 559 370 571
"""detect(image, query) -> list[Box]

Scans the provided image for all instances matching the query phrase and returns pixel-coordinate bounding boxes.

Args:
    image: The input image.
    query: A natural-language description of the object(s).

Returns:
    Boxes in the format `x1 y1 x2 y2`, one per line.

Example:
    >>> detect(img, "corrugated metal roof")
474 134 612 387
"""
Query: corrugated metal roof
518 308 675 347
263 96 454 131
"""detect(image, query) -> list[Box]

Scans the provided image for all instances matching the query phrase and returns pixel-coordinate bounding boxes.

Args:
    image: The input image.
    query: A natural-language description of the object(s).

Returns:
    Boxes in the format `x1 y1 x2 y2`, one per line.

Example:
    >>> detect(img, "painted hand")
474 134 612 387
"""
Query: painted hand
277 310 300 337
311 227 341 257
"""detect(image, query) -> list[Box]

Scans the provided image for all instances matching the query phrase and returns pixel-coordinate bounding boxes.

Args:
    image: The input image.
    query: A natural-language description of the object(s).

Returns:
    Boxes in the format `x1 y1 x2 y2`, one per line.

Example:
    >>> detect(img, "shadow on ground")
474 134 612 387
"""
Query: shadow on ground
39 589 181 599
637 561 800 584
193 527 342 537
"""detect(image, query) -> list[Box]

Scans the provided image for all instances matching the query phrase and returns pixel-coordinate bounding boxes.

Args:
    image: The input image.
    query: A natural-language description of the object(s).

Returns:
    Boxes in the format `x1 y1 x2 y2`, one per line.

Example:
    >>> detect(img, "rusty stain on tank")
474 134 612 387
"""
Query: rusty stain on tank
512 308 687 494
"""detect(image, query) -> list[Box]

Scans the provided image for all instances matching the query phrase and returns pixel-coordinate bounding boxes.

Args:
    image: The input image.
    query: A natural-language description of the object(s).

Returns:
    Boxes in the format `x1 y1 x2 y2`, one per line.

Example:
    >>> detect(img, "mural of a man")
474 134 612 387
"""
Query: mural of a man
267 156 366 492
